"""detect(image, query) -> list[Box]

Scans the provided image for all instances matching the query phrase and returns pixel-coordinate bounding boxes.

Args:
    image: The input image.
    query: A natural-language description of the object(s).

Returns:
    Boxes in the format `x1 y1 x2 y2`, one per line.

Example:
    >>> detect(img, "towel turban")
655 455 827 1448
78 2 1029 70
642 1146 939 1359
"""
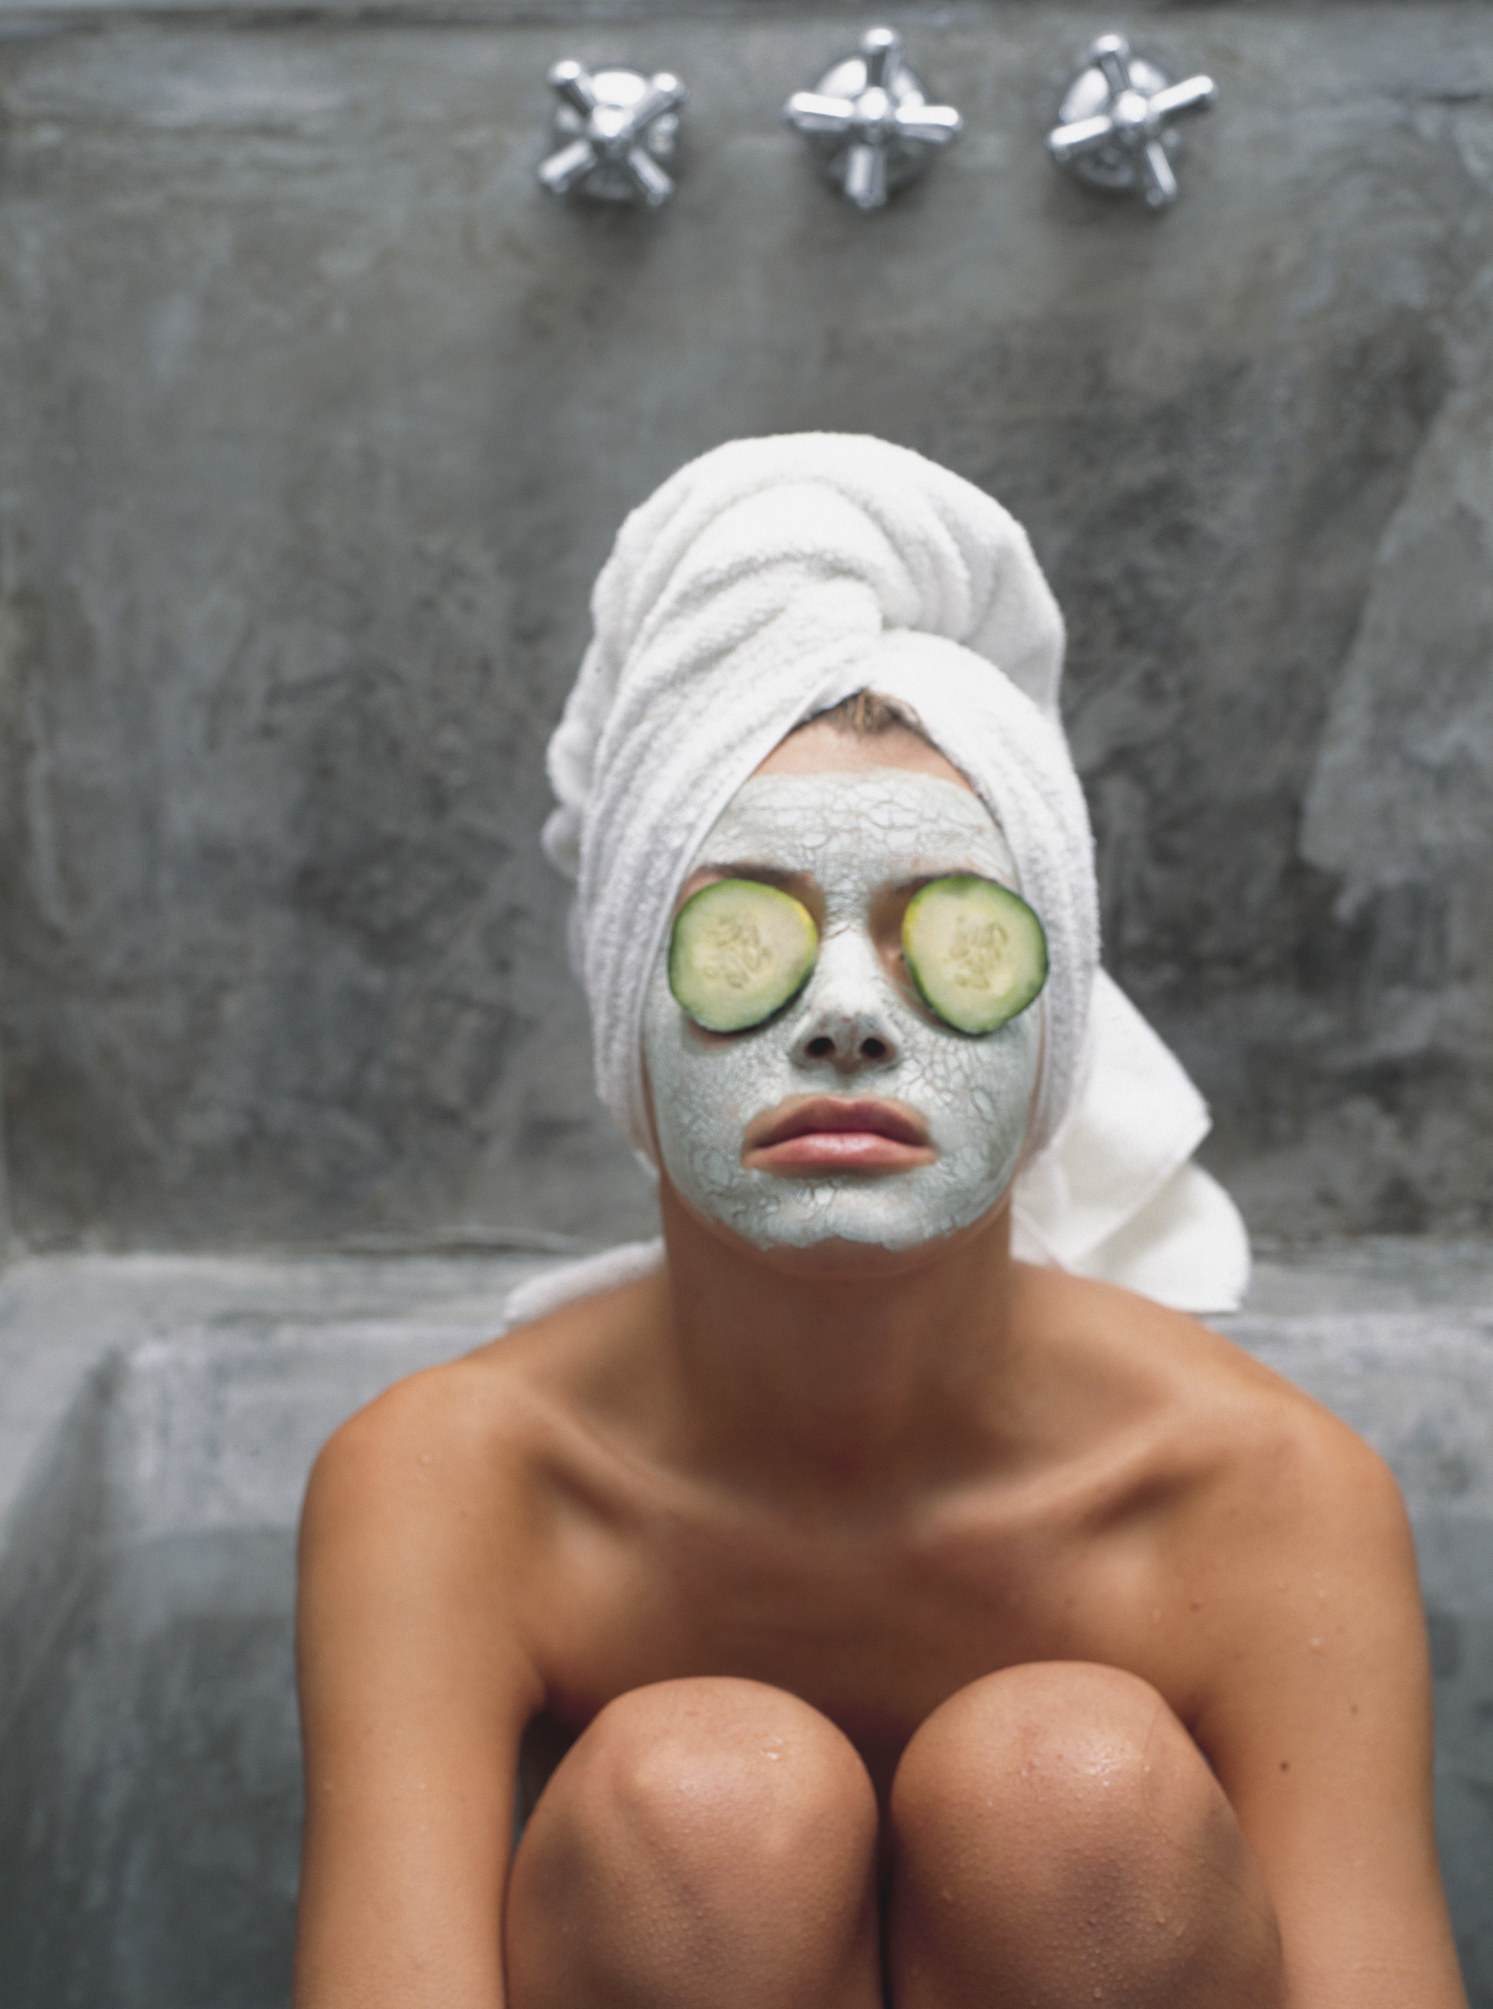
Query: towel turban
522 433 1249 1320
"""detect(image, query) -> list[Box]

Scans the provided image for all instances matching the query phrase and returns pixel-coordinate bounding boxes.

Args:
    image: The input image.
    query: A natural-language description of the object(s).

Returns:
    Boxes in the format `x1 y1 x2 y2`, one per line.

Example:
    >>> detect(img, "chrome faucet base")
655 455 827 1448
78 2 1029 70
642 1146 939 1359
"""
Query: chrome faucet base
1048 34 1215 211
539 62 686 208
784 27 961 212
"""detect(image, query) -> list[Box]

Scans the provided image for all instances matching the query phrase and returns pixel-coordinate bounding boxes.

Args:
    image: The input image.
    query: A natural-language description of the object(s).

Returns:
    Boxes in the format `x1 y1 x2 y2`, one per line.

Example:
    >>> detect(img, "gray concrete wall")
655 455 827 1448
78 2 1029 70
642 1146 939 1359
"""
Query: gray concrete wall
0 1 1489 1254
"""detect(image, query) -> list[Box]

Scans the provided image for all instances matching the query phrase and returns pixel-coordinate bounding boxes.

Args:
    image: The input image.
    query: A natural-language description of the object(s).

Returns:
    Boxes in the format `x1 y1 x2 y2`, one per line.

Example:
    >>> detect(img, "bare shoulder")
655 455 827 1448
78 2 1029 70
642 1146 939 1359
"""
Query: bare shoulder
1016 1258 1402 1523
1106 1276 1411 1576
301 1343 531 1576
306 1336 538 1523
1013 1263 1418 1700
300 1276 661 1625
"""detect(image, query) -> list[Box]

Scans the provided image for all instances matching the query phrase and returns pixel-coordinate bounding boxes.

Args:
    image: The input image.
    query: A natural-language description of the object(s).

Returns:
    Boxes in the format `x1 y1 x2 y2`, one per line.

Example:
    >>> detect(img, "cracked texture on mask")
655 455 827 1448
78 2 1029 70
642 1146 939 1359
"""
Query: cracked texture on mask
642 770 1042 1253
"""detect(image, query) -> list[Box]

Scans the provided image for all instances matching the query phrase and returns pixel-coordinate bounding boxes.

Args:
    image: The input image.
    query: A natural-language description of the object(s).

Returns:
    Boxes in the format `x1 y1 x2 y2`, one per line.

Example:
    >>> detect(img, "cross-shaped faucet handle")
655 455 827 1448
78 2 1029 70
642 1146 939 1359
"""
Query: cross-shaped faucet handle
784 26 962 212
539 60 687 208
1047 34 1215 211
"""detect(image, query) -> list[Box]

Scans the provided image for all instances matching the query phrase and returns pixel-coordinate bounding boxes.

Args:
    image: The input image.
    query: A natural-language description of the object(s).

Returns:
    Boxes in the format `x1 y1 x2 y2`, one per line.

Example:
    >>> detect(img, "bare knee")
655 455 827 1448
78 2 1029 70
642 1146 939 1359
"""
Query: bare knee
895 1661 1228 1897
890 1663 1281 2007
532 1676 877 1881
507 1678 879 2009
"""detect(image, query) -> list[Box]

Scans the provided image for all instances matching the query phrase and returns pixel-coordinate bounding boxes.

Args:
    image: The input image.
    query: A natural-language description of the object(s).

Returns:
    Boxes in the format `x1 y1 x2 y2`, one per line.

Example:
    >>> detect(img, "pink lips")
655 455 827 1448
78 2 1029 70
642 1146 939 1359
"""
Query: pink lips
743 1097 935 1176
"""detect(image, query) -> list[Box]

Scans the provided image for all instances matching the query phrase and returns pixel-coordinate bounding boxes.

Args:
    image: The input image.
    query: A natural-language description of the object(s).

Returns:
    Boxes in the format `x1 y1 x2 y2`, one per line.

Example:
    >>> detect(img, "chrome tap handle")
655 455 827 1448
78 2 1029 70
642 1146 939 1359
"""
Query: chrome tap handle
536 137 595 196
1148 74 1217 124
844 143 887 211
621 144 673 208
618 73 685 139
784 91 857 136
1092 34 1132 100
895 102 962 147
1047 33 1215 211
859 24 900 93
538 60 687 208
1137 138 1177 209
784 25 961 212
547 59 598 120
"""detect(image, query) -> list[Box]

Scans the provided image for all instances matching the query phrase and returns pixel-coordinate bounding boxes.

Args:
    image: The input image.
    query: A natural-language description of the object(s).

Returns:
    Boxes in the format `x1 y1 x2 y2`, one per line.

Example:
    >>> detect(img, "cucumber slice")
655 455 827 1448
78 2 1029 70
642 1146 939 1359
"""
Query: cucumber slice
903 876 1047 1034
669 879 819 1033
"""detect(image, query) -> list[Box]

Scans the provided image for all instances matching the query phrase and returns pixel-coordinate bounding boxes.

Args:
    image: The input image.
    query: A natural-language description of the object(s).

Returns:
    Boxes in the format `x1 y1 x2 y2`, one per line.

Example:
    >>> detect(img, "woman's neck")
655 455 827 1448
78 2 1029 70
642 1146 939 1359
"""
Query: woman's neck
653 1180 1027 1503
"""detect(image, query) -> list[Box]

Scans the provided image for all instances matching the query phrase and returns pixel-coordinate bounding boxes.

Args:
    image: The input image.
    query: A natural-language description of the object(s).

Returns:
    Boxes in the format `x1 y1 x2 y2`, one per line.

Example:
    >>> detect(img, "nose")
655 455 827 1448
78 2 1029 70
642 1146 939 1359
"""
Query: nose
788 933 900 1075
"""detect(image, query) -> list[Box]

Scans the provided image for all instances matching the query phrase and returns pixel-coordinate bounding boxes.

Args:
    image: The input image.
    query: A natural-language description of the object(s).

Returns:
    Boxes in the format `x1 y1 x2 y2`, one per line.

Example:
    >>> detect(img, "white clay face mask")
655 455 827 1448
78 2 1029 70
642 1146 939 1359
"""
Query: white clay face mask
641 770 1044 1256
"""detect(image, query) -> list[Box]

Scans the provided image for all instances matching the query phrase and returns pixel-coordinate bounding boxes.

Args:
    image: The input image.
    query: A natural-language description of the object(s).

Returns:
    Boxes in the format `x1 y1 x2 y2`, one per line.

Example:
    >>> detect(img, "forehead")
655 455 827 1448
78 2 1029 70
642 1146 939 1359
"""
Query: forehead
692 769 1018 886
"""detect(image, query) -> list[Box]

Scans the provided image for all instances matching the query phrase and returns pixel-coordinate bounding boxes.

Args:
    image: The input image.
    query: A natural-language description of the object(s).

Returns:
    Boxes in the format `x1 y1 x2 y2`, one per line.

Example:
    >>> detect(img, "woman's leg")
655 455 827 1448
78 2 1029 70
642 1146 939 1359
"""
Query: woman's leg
888 1662 1284 2009
505 1676 883 2009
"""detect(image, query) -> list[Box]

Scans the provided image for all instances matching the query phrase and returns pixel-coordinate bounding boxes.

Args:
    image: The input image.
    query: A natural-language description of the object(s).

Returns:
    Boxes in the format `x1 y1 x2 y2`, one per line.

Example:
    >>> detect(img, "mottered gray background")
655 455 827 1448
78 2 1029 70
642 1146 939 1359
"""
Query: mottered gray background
0 1 1490 1254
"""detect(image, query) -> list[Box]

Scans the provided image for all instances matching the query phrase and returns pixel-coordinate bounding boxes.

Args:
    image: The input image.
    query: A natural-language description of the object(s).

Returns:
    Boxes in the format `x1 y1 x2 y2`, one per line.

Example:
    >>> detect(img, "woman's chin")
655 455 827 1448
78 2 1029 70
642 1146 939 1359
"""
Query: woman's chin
658 1162 1016 1282
710 1207 1009 1282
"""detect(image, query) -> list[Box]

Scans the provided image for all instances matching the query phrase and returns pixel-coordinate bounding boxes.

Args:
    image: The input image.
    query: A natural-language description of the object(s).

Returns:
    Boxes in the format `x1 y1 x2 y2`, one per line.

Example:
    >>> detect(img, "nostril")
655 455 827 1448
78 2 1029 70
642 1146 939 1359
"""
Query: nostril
861 1037 888 1061
806 1035 835 1059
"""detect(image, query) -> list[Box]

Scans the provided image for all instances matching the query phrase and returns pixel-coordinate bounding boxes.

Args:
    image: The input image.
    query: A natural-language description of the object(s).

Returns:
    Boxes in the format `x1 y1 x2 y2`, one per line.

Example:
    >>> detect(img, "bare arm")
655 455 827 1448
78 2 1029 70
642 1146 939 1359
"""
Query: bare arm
293 1368 545 2009
1195 1413 1467 2009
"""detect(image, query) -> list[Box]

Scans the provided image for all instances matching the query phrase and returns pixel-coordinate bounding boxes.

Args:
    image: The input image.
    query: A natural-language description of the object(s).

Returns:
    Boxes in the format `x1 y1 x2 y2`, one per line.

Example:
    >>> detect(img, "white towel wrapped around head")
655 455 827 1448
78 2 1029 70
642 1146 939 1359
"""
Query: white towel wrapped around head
517 434 1249 1327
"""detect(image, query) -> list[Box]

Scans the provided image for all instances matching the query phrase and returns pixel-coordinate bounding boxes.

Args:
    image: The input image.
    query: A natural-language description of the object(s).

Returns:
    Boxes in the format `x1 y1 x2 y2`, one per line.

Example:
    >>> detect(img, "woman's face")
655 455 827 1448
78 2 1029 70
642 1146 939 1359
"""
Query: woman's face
640 728 1043 1267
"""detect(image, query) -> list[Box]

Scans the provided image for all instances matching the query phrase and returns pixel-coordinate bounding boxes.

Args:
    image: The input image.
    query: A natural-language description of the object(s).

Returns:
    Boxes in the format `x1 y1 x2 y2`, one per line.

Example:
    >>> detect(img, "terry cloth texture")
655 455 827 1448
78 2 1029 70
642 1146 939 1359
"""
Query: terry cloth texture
520 434 1248 1322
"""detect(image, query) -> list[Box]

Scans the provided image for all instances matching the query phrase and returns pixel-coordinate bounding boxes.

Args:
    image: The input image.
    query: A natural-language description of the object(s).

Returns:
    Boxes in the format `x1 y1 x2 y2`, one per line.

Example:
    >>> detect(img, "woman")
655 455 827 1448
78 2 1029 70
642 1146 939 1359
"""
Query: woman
293 436 1465 2009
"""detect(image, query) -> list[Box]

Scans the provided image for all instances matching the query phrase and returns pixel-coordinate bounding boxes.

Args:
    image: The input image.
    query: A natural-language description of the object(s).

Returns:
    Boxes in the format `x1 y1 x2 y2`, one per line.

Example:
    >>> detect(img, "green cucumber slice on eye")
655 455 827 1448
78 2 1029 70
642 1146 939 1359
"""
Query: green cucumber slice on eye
668 879 819 1033
902 876 1048 1034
